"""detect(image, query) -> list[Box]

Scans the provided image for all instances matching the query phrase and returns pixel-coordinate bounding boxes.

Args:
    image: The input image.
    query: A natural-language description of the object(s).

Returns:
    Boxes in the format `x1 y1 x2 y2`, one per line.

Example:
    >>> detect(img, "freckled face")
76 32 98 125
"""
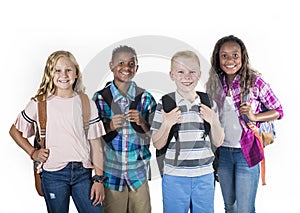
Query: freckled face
170 57 201 94
219 42 242 77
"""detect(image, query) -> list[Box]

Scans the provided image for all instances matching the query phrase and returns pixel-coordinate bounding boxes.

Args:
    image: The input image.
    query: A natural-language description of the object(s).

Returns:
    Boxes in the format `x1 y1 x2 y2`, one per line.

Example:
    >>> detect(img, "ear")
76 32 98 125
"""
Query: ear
169 70 175 81
109 61 113 71
197 71 201 79
136 65 139 72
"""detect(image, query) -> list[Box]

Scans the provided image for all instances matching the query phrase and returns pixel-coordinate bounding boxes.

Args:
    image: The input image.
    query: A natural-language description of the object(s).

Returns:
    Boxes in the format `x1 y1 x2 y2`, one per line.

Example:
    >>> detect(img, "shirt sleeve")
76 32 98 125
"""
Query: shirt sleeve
150 98 163 131
256 77 284 119
88 99 106 140
13 99 37 138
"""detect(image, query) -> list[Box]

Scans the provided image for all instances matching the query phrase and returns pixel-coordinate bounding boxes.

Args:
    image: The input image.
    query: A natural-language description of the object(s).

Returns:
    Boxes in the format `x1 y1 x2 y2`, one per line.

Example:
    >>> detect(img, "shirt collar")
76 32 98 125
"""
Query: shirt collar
175 90 200 107
111 81 136 102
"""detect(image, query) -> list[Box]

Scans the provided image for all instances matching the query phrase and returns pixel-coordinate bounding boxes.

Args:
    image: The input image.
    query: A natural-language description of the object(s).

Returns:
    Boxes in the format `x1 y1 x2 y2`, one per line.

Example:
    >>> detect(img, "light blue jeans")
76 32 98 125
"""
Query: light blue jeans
162 173 214 213
41 162 103 213
218 147 259 213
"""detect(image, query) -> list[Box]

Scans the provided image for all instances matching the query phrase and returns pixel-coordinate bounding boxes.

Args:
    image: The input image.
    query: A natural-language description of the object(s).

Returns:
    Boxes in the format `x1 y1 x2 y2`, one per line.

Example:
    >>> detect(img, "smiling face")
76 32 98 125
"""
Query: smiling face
53 56 77 96
219 41 242 78
109 51 138 88
170 56 201 96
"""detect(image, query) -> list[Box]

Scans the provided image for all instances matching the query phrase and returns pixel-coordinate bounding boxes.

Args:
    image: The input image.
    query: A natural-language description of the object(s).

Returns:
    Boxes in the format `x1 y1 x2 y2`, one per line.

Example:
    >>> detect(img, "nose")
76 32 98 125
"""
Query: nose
183 72 193 78
60 70 68 77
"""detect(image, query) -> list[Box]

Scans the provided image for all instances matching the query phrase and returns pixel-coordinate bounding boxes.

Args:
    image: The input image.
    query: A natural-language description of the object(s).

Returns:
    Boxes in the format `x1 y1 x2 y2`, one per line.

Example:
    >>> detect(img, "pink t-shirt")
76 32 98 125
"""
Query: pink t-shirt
14 94 105 171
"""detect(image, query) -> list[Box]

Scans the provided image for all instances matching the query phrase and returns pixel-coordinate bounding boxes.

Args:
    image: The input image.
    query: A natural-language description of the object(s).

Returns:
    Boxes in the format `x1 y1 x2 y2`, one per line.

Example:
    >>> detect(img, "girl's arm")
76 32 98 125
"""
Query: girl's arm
9 125 49 162
240 102 280 122
152 107 181 150
90 138 105 206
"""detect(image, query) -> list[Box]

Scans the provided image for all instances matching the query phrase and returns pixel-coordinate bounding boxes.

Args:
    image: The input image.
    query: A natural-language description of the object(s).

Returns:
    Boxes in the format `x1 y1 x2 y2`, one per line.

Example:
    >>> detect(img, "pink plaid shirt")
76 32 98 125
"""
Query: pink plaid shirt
220 74 283 167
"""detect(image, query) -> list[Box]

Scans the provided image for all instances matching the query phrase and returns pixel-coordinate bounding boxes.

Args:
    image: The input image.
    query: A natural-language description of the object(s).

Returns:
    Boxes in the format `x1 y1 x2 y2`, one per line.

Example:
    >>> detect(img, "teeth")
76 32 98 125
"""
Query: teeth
226 65 235 68
120 71 130 75
59 79 69 83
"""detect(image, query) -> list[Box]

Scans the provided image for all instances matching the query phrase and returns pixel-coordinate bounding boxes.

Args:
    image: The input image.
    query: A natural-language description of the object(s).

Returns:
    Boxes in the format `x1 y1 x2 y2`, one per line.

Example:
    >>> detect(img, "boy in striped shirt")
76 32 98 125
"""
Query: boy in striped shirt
151 50 224 213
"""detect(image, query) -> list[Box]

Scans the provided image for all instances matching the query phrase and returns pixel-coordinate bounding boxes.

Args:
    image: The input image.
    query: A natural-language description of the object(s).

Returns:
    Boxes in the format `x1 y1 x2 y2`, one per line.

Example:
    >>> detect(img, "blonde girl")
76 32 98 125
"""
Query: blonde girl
9 50 105 213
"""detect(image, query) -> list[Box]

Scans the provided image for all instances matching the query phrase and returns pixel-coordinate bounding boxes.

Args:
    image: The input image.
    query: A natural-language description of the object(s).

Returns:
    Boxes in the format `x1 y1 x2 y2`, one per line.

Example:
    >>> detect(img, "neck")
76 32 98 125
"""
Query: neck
177 90 197 103
54 89 75 98
114 81 131 96
226 74 236 86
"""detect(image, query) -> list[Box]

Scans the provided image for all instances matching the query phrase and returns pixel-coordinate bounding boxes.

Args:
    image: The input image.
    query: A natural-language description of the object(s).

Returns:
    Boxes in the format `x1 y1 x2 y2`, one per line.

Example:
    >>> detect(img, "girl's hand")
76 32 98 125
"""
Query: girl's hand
161 107 181 127
90 182 105 206
240 102 256 121
32 148 50 163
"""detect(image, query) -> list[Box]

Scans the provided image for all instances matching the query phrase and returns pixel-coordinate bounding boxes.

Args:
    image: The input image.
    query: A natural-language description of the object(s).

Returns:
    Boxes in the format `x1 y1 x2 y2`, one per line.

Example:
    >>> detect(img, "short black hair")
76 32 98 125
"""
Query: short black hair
111 45 137 62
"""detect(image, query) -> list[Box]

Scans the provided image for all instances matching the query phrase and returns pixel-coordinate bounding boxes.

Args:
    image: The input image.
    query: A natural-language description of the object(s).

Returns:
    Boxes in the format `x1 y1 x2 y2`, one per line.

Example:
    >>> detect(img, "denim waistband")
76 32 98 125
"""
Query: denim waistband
220 146 242 152
66 162 83 169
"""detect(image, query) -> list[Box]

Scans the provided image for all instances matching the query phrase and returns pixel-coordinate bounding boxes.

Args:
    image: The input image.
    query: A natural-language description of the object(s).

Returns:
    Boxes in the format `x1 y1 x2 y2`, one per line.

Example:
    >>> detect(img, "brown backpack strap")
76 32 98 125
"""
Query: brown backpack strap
79 93 91 138
36 95 47 149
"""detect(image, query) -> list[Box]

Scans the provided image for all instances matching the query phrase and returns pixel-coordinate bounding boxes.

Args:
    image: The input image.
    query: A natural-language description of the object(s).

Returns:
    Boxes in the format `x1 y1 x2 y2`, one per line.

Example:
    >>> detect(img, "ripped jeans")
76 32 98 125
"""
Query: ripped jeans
41 162 103 213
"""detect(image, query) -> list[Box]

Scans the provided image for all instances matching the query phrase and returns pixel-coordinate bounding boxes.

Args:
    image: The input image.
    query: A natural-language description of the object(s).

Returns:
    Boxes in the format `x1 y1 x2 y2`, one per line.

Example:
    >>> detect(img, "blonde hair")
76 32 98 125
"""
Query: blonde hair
171 50 201 70
34 50 85 100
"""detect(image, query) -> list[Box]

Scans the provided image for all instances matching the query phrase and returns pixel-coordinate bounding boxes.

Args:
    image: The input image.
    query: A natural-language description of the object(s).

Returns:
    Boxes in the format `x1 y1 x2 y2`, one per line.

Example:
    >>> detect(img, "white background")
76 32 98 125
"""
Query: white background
1 0 299 212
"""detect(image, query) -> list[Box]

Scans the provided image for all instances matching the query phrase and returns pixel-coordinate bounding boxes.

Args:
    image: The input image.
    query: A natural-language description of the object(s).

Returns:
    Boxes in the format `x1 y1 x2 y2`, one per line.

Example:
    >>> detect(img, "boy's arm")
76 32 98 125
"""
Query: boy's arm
200 104 224 147
152 107 181 150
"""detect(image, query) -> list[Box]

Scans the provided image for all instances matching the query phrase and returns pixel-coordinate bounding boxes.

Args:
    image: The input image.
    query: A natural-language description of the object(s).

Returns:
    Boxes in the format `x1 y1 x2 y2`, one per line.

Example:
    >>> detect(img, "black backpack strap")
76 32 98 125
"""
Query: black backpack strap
196 91 211 137
129 86 148 134
196 91 220 183
156 92 180 176
99 83 119 143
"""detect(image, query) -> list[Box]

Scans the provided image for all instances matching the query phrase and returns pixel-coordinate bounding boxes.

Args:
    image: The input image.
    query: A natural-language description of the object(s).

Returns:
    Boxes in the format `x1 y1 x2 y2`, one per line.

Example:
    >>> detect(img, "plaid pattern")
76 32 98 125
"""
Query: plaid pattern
93 81 156 191
220 74 283 167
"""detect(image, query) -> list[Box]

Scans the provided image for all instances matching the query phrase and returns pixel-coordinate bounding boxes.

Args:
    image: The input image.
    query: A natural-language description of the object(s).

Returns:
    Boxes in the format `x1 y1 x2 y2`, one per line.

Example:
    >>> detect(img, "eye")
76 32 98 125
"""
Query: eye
66 68 72 72
220 54 227 59
118 61 124 66
233 53 239 58
129 61 136 68
55 69 61 73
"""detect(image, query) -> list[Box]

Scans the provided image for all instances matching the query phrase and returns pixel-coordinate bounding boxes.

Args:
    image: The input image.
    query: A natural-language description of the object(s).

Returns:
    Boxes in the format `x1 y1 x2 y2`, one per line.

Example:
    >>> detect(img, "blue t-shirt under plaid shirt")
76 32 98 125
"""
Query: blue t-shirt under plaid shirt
93 81 156 191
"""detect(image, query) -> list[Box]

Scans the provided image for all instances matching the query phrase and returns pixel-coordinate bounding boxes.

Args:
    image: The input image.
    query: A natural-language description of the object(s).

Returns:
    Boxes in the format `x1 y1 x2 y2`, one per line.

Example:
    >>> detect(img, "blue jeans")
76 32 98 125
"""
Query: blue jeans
41 162 103 213
218 147 259 213
162 173 214 213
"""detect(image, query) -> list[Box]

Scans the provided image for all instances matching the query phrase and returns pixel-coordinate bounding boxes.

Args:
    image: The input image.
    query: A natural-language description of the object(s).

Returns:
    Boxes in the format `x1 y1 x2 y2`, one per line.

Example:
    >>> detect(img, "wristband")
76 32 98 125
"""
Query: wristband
92 175 107 184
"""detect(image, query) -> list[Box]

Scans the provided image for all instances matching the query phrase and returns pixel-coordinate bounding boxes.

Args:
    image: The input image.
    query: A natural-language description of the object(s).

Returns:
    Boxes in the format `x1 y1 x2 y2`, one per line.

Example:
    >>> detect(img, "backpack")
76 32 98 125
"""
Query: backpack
155 91 219 180
243 92 276 147
98 82 151 146
33 93 91 196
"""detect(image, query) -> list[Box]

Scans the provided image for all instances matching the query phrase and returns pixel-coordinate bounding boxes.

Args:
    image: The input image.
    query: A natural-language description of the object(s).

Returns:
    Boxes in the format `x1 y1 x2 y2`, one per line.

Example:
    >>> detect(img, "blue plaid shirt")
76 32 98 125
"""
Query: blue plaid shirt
93 81 156 191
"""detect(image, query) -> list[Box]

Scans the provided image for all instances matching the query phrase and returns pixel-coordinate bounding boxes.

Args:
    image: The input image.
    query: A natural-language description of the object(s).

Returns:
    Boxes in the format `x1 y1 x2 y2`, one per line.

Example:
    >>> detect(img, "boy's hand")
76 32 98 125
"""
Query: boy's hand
161 107 181 127
110 114 125 130
125 109 143 125
200 104 217 124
